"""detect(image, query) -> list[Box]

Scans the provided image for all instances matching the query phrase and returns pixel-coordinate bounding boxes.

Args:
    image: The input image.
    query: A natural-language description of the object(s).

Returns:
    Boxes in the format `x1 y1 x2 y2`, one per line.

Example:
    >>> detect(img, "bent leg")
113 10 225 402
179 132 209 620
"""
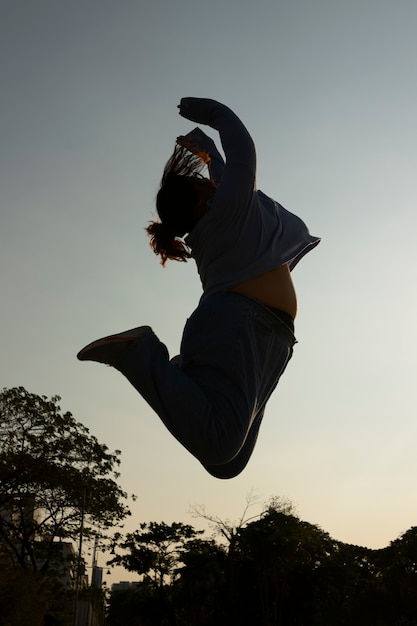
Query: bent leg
115 331 239 465
202 408 265 479
115 292 295 474
203 317 294 479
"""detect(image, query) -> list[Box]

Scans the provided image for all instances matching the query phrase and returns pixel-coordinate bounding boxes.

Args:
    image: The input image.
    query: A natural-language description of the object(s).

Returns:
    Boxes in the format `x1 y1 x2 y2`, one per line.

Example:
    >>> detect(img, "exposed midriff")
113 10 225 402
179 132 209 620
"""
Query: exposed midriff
231 263 297 318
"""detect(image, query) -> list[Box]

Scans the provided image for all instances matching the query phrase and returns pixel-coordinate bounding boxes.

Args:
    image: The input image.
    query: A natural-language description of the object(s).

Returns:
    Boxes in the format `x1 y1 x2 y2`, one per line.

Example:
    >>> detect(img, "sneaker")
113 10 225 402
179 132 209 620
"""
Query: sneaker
77 326 152 366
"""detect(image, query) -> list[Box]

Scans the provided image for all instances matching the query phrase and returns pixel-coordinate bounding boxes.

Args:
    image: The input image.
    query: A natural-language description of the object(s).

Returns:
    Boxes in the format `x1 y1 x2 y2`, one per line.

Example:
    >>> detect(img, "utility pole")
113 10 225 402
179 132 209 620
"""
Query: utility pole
73 488 86 626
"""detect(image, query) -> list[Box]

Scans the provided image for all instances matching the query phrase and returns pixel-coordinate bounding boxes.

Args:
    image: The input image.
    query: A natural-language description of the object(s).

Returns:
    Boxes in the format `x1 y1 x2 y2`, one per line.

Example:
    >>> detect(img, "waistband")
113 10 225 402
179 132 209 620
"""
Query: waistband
218 290 296 336
264 305 295 333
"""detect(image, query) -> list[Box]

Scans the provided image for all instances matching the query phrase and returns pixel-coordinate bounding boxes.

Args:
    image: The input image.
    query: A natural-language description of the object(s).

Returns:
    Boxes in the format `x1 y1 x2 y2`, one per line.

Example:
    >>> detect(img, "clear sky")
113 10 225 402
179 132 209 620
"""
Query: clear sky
1 0 417 584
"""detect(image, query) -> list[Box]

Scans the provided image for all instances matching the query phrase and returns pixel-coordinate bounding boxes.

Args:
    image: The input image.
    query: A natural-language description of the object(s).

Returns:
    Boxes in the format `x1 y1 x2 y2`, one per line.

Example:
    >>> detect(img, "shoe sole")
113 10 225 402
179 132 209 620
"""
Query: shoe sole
77 326 152 361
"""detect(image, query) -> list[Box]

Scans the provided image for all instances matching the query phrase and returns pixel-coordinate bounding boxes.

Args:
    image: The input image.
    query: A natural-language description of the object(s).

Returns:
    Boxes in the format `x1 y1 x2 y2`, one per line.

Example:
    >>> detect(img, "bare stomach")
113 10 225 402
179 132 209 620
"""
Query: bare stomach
231 264 298 318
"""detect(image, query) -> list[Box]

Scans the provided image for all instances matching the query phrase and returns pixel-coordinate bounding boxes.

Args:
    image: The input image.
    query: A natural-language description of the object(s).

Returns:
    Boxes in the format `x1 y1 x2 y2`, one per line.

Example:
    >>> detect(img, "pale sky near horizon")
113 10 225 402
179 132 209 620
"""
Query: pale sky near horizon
1 0 417 585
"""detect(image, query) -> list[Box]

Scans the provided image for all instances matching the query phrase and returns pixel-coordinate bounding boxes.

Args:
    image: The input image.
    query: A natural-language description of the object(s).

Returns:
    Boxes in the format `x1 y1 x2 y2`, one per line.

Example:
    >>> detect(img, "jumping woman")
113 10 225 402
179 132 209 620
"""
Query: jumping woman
77 98 320 479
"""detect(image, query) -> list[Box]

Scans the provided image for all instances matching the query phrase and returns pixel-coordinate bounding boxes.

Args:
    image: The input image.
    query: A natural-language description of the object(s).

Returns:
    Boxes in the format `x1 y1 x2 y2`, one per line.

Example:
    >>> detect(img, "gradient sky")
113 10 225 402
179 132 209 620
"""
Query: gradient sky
1 0 417 584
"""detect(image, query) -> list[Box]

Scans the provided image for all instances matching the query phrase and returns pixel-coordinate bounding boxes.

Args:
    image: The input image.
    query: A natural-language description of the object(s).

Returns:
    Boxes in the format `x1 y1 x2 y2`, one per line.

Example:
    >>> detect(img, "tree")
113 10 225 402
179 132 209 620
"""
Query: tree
231 504 337 626
109 521 202 590
106 587 145 626
0 559 47 626
172 537 228 626
0 386 131 576
189 489 263 552
376 527 417 624
108 521 205 626
108 502 417 626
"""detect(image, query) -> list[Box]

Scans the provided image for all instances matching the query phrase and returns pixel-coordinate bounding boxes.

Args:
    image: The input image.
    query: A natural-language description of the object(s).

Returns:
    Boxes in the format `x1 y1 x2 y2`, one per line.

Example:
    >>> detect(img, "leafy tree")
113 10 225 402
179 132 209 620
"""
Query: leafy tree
311 541 385 626
109 521 202 590
0 386 131 576
172 537 228 626
106 502 417 626
376 527 417 625
106 587 144 626
231 505 337 626
108 522 205 626
0 562 47 626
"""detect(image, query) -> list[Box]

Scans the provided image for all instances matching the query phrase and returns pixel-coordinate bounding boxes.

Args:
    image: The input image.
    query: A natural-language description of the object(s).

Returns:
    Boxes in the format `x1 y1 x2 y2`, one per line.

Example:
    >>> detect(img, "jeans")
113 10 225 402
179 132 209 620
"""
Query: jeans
116 291 296 479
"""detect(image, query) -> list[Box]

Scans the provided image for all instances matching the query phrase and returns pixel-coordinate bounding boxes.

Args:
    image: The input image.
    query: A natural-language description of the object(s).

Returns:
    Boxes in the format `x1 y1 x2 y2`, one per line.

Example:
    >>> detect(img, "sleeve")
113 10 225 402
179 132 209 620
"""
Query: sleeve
178 98 256 212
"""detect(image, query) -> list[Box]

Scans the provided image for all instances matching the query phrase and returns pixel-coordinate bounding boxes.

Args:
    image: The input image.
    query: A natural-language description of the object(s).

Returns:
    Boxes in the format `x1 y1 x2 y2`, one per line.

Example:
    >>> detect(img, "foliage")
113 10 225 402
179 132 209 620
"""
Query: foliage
107 505 417 626
106 588 145 626
108 521 207 625
230 507 336 625
109 521 203 589
0 386 131 576
171 537 228 626
0 564 47 626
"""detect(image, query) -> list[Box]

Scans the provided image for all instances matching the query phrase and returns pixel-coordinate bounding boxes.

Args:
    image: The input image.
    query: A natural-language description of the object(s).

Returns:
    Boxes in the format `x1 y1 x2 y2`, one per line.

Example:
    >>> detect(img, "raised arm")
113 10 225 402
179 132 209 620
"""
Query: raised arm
178 98 256 200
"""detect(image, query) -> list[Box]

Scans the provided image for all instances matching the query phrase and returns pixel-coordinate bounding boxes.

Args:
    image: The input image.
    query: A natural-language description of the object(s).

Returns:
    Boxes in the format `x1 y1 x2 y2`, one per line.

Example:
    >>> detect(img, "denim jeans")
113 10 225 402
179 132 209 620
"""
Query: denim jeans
116 291 296 479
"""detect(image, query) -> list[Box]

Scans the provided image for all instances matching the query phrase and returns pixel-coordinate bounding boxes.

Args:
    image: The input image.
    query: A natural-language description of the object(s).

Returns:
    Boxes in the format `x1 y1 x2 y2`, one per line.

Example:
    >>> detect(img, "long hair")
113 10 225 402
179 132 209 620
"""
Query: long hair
146 144 207 266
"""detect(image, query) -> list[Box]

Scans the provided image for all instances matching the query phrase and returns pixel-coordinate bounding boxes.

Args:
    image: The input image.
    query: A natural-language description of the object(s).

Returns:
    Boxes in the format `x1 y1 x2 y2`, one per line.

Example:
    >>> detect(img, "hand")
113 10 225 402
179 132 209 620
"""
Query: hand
177 98 197 120
177 98 219 124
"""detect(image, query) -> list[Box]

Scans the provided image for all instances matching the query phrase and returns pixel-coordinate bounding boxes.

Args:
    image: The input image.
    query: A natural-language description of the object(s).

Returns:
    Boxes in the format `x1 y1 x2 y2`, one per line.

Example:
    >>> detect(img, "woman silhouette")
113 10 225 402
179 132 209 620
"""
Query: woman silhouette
77 98 320 479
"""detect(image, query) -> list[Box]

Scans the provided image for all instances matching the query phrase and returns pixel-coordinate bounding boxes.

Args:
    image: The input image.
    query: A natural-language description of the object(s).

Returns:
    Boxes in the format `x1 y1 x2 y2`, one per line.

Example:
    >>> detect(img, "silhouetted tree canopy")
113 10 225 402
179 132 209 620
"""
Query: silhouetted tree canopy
3 387 417 625
108 506 417 626
0 386 131 575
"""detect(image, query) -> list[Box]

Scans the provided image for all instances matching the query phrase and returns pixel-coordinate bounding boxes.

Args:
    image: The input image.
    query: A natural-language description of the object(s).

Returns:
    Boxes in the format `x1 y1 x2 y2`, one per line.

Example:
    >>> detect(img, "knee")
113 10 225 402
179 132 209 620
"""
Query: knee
203 462 243 480
195 438 241 468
